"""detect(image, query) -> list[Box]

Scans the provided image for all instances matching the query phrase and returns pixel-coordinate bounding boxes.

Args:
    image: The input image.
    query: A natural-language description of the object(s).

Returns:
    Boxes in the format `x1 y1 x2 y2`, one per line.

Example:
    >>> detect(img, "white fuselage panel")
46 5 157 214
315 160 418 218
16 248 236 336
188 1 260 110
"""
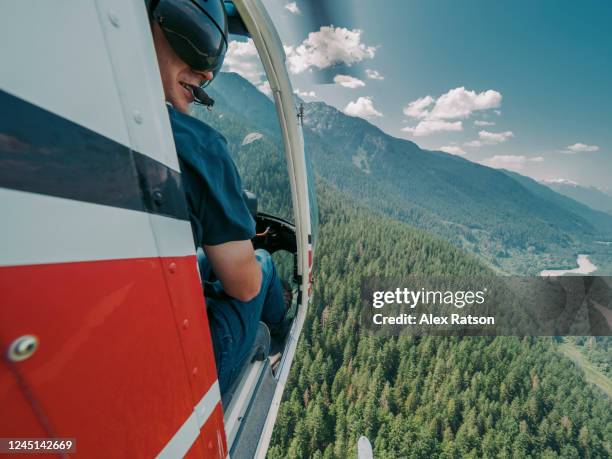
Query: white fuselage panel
0 0 179 171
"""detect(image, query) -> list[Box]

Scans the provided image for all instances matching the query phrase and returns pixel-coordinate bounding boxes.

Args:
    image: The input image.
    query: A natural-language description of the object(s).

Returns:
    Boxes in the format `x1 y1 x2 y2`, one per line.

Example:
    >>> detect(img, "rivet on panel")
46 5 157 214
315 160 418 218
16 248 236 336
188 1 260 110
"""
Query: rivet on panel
108 11 120 28
133 110 143 124
192 367 198 377
7 335 39 362
168 262 177 273
182 319 189 329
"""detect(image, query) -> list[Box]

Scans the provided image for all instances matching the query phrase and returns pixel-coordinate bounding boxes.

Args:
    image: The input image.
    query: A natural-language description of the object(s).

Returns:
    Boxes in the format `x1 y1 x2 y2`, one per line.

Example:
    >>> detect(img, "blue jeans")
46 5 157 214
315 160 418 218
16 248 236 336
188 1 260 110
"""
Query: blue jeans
199 249 286 395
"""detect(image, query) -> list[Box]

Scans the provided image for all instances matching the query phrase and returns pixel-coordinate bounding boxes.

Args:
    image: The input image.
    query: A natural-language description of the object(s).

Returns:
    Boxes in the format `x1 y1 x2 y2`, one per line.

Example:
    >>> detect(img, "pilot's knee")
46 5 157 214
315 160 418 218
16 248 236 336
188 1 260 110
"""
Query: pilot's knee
255 248 272 271
254 249 276 285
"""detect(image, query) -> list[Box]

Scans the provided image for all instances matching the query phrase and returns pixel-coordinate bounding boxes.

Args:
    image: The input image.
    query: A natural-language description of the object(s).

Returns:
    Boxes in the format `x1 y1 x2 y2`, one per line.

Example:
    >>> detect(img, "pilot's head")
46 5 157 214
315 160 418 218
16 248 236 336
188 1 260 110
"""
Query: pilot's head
148 0 229 113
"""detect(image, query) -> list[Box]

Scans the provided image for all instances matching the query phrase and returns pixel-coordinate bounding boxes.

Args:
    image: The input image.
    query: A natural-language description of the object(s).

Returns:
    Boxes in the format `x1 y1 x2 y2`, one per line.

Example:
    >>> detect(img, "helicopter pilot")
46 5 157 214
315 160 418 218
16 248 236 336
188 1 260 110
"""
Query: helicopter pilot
147 0 290 396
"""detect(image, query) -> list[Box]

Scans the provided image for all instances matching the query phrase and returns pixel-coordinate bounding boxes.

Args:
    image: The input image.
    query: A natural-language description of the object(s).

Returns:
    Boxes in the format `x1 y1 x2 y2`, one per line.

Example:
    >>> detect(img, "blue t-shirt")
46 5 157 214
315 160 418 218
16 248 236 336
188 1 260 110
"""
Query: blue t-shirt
168 107 255 246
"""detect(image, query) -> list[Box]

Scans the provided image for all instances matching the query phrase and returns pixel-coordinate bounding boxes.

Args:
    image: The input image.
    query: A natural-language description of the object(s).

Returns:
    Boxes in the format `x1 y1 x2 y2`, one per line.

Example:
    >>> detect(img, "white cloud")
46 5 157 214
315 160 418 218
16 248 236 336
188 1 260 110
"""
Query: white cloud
258 81 272 97
333 74 366 89
466 130 514 147
402 87 502 137
542 178 579 186
494 110 502 116
481 155 527 171
294 88 317 98
284 1 300 14
366 69 384 80
565 143 600 153
480 155 543 171
439 145 466 156
474 120 495 126
403 96 434 119
223 39 272 96
224 39 261 82
479 130 514 143
402 119 463 136
428 87 502 120
404 87 502 122
284 26 376 74
344 96 383 118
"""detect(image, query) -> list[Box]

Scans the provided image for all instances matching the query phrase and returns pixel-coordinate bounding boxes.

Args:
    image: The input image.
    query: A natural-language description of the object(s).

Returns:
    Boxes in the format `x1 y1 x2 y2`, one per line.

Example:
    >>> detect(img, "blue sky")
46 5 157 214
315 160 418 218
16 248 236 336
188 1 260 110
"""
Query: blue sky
224 0 612 190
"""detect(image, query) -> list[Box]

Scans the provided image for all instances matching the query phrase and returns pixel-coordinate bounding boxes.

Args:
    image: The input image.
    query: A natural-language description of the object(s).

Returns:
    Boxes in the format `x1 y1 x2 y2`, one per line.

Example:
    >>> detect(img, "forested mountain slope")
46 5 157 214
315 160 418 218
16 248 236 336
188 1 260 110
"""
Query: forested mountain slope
193 75 611 458
301 101 611 274
203 72 612 275
543 181 612 217
502 171 612 235
267 185 611 458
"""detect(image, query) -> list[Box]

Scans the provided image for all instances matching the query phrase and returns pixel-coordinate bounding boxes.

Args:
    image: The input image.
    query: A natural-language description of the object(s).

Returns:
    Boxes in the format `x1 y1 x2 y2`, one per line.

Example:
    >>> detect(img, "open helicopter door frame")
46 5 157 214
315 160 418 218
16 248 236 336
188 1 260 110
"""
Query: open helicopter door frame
220 0 317 457
0 0 315 457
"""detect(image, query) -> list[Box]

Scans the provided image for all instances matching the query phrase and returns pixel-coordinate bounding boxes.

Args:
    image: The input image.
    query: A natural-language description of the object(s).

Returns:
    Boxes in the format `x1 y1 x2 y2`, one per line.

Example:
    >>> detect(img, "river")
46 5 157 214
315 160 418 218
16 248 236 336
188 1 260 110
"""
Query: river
540 254 598 276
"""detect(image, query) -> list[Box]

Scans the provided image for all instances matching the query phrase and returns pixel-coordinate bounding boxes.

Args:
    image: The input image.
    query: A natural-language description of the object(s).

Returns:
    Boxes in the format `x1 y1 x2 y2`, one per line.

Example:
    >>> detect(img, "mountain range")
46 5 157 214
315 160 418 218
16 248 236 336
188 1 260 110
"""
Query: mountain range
541 179 612 216
198 72 612 275
192 72 612 458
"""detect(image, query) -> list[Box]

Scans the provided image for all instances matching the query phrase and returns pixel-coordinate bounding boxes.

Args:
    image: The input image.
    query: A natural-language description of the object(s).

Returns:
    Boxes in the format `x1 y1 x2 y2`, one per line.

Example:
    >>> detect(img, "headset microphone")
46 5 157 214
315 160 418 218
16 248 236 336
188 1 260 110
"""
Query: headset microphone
191 85 215 108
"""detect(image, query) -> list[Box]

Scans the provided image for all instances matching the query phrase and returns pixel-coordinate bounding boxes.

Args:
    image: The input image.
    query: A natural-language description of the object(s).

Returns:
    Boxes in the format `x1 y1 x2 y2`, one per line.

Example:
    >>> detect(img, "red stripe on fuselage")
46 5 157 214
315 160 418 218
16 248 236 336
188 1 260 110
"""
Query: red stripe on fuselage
0 256 225 458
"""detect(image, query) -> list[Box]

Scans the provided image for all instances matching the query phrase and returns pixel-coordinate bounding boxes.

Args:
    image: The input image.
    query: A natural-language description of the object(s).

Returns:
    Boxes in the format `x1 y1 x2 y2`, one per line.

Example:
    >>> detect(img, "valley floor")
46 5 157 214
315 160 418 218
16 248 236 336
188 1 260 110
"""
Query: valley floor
557 341 612 398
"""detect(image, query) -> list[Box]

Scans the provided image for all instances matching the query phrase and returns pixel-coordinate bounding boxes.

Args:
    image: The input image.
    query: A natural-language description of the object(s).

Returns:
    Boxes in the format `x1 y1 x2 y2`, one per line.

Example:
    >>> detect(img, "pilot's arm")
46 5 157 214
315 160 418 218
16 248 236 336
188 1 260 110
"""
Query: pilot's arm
204 240 261 301
171 111 261 301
